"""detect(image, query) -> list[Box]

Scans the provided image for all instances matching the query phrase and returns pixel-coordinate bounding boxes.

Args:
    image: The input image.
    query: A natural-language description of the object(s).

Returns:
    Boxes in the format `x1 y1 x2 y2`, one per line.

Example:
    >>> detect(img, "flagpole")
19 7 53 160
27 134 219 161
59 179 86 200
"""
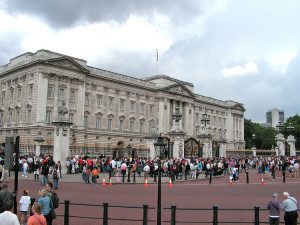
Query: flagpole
156 49 158 75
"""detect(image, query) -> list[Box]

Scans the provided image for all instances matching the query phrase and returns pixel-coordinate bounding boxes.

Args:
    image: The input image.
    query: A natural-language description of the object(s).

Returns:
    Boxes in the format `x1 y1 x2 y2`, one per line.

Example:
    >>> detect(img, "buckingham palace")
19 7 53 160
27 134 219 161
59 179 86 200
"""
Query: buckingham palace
0 49 245 159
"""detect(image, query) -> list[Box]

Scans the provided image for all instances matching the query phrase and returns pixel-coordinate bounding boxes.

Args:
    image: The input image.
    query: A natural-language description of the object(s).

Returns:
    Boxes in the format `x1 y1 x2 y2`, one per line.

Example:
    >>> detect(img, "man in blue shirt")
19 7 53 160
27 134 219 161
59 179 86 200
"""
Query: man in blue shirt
281 192 298 225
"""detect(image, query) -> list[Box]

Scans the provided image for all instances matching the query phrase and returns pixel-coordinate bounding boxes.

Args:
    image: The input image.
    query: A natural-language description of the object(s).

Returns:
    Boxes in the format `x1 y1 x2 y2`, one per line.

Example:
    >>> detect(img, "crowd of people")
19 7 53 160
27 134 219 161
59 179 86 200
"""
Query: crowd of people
0 153 299 224
0 181 59 225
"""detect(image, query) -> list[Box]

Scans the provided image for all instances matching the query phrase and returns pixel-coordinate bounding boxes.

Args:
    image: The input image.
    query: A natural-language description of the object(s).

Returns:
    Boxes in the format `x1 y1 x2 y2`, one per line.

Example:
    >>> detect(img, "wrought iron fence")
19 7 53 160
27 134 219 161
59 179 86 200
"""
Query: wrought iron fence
28 199 300 225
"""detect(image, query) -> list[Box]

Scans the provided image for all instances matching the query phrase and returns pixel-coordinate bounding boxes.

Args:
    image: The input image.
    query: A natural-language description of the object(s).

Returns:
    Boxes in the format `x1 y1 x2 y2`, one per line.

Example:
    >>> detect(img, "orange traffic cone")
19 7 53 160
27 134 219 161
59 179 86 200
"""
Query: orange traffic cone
168 178 173 188
102 178 106 186
108 178 113 186
260 177 265 185
228 177 234 186
144 179 149 187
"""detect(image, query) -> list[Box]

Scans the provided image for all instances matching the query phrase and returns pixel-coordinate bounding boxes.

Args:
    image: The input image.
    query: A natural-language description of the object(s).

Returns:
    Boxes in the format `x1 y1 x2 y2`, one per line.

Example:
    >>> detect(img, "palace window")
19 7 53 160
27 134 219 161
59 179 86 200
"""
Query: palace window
17 88 22 100
9 111 12 124
84 114 89 129
129 118 135 132
1 92 5 103
149 105 154 115
58 87 65 101
47 85 54 99
108 97 114 109
10 89 14 101
84 93 90 106
139 120 144 133
16 110 20 124
107 118 113 131
96 95 102 107
140 102 145 114
130 101 135 112
119 99 125 111
69 113 74 123
46 110 52 123
119 118 124 132
95 116 101 131
27 109 31 123
29 85 33 99
70 90 76 103
0 113 3 126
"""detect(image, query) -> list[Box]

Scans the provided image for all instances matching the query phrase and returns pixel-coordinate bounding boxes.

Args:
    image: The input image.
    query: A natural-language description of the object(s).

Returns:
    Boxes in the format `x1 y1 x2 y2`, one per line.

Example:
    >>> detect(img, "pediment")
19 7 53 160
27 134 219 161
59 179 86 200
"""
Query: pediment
161 83 195 98
43 57 89 73
232 103 246 112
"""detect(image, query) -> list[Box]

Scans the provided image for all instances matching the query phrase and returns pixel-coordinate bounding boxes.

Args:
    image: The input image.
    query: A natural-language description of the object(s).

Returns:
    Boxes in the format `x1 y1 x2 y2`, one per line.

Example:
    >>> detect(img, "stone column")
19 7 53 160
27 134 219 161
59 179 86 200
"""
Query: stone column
219 143 226 157
286 135 296 156
147 139 156 159
252 147 256 157
52 121 73 173
35 143 41 157
203 140 212 158
169 133 185 159
276 133 285 156
274 147 279 156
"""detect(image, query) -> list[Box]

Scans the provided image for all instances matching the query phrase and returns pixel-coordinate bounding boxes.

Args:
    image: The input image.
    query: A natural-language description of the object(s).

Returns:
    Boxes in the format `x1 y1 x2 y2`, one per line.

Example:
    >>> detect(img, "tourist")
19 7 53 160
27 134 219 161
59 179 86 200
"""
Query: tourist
0 200 20 225
0 183 14 213
281 192 298 225
22 160 29 178
27 202 47 225
19 189 31 225
38 189 53 225
267 193 281 225
52 165 59 190
91 167 99 184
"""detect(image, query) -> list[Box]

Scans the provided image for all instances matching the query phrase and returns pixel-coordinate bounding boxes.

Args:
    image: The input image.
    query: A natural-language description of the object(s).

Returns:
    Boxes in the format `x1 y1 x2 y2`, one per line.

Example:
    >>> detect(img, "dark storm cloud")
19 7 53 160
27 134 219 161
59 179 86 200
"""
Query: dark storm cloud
4 0 203 28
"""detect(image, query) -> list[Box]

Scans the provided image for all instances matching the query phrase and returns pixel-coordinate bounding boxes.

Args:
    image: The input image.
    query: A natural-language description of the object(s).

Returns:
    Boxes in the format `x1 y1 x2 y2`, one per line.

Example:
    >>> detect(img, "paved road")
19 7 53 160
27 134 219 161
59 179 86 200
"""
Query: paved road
4 170 300 225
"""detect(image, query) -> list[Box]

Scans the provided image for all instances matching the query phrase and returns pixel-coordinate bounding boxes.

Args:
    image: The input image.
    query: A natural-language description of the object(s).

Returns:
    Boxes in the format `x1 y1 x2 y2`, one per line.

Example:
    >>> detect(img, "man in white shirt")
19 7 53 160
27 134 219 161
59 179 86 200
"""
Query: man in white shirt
0 200 20 225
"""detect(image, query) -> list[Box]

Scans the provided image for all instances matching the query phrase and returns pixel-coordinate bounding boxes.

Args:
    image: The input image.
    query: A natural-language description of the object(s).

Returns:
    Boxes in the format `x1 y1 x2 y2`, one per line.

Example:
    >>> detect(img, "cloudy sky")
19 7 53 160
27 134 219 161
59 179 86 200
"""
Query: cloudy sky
0 0 299 123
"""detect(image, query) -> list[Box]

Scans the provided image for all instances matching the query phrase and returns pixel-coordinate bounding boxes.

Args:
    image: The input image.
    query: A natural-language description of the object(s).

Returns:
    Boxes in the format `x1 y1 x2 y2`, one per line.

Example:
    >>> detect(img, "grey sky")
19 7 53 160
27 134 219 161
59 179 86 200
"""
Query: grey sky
0 0 299 122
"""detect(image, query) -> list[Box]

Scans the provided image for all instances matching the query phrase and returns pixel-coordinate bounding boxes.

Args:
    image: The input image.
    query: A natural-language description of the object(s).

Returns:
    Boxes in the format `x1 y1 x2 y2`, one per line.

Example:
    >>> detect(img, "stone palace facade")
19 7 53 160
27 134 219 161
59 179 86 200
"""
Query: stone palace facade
0 49 245 158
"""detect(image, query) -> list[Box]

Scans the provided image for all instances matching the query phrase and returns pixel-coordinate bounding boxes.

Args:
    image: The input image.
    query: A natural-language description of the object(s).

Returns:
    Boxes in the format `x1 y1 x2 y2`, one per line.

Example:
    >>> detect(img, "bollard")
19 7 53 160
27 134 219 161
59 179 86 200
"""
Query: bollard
143 205 148 225
282 171 286 183
171 205 176 225
64 200 70 225
209 172 212 184
246 172 249 184
127 169 131 182
254 206 260 225
133 172 136 183
122 173 125 182
103 203 109 225
13 192 17 214
184 171 187 180
213 206 218 225
154 172 157 182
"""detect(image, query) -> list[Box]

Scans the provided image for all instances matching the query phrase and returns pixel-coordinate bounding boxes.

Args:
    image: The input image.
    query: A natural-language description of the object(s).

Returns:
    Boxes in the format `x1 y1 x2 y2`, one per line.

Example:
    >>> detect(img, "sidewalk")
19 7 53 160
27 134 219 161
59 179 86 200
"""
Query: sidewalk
14 171 208 184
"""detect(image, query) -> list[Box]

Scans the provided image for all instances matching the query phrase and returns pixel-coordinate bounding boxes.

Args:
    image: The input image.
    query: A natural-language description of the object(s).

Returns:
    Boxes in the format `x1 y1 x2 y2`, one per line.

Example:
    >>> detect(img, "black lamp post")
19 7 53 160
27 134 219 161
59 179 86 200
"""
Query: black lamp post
154 136 166 225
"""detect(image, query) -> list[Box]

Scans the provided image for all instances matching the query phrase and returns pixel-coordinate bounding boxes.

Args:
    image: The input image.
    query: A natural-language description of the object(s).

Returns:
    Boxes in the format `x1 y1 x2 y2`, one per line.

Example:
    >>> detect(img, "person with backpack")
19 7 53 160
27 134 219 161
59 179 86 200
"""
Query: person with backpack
281 192 298 225
0 183 14 214
267 193 281 225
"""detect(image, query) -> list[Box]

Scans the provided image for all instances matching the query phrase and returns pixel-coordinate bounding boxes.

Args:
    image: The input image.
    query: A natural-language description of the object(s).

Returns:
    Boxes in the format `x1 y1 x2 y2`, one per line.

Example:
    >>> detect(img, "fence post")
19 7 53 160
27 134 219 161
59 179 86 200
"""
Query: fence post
103 202 109 225
143 204 148 225
254 206 260 225
64 200 70 225
209 172 212 184
171 205 176 225
213 206 218 225
282 171 286 183
246 172 249 184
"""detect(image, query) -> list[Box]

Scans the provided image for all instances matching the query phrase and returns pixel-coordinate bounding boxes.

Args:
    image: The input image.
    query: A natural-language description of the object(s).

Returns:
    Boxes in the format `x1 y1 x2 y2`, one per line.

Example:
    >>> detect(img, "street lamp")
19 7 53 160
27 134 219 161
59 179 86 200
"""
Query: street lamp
287 123 294 135
153 136 166 225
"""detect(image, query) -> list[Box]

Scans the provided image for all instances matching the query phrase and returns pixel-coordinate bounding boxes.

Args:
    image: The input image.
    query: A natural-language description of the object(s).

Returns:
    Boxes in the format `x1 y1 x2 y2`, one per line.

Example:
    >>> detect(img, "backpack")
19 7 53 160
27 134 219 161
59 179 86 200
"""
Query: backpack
0 191 8 213
51 192 59 209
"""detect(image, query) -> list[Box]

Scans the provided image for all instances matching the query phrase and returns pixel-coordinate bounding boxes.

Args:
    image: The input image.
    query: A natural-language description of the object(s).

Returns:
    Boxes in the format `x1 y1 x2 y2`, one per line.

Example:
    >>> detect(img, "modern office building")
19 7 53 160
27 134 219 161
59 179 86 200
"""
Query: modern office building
266 108 285 128
0 50 245 158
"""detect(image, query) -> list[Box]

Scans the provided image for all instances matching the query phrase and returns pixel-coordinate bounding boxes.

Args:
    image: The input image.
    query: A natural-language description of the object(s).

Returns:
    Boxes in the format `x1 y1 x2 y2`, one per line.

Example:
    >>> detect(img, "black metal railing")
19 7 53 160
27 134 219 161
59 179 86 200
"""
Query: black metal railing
29 199 299 225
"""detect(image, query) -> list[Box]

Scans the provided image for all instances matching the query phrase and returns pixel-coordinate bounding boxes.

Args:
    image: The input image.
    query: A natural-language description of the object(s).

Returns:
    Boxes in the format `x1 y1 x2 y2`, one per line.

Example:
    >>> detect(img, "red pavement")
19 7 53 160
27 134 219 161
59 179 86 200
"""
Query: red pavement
5 170 300 225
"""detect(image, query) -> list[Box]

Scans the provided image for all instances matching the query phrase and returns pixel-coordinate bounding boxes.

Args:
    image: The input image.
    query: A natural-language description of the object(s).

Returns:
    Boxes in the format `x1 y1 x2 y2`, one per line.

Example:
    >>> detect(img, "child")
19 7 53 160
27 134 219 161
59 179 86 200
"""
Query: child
85 168 91 184
19 189 31 225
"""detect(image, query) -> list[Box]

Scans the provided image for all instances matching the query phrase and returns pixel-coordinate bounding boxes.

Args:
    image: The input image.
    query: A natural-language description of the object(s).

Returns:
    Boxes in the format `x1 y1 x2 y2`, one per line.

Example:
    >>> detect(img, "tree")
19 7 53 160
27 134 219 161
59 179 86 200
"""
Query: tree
283 114 300 150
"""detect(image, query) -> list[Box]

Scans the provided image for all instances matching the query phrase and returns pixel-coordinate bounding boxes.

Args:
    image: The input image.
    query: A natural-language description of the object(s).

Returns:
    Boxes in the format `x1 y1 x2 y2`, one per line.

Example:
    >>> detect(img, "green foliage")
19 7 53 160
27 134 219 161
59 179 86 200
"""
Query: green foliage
244 114 300 150
244 118 276 149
